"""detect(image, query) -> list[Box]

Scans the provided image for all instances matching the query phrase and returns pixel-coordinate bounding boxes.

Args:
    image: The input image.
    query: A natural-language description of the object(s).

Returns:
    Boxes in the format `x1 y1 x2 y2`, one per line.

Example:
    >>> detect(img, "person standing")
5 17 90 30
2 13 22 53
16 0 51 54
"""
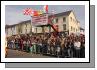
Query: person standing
20 38 23 51
63 38 68 57
26 39 30 52
74 38 81 58
55 36 61 57
15 38 19 50
47 38 51 54
61 37 66 57
66 37 74 58
80 37 85 58
18 38 21 51
23 40 26 51
11 39 14 49
33 37 37 54
50 36 54 55
42 36 48 54
30 37 34 56
37 36 42 54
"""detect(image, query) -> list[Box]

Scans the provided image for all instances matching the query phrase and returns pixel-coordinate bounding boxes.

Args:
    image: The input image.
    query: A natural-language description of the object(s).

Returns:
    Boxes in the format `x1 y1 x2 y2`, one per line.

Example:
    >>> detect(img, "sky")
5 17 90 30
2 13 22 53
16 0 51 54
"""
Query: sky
5 5 85 28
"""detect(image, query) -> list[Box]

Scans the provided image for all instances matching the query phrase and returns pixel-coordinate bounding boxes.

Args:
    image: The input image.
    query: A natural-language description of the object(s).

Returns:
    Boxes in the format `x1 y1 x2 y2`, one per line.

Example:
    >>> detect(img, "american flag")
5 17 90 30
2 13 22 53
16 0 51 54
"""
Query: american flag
23 8 33 15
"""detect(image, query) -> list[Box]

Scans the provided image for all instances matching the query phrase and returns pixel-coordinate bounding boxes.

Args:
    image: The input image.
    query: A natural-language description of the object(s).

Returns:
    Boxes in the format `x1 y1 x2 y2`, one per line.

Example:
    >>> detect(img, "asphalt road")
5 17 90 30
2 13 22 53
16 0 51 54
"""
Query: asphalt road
6 49 55 58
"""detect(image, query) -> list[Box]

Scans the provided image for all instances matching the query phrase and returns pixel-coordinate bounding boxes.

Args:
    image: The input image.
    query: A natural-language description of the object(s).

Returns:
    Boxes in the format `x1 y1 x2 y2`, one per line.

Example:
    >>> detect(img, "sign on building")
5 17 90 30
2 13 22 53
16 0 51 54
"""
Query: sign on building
32 13 48 26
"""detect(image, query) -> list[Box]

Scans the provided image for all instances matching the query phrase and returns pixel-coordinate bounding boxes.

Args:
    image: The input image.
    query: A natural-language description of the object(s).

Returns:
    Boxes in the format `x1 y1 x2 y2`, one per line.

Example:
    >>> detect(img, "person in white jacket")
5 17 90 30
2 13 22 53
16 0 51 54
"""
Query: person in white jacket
74 39 81 58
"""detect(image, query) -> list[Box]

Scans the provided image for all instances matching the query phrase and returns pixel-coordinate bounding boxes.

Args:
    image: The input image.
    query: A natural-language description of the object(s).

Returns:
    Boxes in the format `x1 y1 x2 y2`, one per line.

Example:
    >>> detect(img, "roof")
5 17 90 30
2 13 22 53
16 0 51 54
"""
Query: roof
5 25 10 28
5 10 72 28
49 10 72 17
18 20 31 24
54 10 72 17
5 20 31 28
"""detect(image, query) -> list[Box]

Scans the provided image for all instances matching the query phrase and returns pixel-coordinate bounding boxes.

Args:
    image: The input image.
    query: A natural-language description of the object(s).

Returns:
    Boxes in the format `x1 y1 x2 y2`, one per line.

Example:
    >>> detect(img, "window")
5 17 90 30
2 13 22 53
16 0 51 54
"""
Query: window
26 24 27 27
76 29 77 32
36 28 37 33
70 17 72 21
63 17 66 22
25 28 27 33
71 26 72 31
56 18 58 23
63 24 66 30
20 28 22 33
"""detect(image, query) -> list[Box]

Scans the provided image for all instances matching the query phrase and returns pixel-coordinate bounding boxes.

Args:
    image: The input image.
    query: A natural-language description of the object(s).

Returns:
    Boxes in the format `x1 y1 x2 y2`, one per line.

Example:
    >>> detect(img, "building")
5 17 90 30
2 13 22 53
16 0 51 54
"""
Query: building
18 20 32 34
5 24 18 37
49 10 80 35
5 10 81 37
6 20 33 36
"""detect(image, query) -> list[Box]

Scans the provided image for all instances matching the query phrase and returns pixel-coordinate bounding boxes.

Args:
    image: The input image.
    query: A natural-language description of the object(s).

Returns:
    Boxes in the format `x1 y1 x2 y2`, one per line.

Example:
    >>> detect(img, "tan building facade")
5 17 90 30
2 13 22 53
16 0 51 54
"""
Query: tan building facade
5 25 18 37
5 10 81 37
68 11 80 34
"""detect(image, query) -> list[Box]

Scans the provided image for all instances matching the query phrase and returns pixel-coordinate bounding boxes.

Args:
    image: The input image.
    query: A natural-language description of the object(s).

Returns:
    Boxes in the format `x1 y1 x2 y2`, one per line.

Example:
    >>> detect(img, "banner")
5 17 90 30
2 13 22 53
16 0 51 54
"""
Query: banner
32 14 48 26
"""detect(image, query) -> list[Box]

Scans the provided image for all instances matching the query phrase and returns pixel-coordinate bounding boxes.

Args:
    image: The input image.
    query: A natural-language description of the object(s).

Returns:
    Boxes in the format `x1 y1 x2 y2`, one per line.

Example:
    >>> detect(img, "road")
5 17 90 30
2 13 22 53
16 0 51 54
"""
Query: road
6 49 55 58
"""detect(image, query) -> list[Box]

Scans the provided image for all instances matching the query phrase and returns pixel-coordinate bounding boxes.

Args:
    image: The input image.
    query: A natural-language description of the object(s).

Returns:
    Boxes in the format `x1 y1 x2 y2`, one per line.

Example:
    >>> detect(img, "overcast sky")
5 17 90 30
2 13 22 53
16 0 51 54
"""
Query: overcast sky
5 5 85 28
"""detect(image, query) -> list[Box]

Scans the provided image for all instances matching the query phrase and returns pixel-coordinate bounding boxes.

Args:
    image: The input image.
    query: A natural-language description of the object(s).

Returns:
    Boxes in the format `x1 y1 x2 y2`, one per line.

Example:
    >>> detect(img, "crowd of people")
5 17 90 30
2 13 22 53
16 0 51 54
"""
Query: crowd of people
6 32 85 58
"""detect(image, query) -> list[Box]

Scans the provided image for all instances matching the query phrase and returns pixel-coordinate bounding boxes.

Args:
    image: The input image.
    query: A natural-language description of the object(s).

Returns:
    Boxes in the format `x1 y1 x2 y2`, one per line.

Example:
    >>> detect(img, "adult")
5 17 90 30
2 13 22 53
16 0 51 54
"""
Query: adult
66 37 74 58
80 37 85 58
15 38 19 50
26 39 30 52
74 38 81 58
55 36 61 57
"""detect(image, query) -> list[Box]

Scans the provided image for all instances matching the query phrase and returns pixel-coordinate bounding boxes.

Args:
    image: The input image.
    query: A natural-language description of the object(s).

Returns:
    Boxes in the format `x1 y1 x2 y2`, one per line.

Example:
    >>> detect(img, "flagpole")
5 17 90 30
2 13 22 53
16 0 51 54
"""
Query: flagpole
30 15 34 36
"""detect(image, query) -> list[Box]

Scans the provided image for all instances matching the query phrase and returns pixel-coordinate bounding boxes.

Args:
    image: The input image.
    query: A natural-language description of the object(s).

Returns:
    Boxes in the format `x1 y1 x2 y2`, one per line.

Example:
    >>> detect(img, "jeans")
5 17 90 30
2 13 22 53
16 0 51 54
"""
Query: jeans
67 47 73 58
33 44 36 54
11 42 14 49
75 47 80 58
15 43 18 49
56 46 60 57
30 46 33 53
47 45 50 54
80 47 85 58
42 44 47 54
37 44 41 54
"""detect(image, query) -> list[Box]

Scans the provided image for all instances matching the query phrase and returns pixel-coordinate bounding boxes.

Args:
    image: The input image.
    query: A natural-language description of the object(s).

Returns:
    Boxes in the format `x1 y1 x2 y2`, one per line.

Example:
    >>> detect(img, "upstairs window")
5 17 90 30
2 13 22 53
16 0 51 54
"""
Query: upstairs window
63 17 66 22
70 17 72 21
56 18 58 23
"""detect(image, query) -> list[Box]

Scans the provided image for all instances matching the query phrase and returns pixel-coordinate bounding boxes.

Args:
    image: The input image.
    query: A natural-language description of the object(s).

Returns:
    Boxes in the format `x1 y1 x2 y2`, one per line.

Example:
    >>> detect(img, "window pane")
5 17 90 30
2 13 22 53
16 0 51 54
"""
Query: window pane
56 18 58 23
63 24 66 30
63 17 66 22
71 26 72 31
70 17 72 21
